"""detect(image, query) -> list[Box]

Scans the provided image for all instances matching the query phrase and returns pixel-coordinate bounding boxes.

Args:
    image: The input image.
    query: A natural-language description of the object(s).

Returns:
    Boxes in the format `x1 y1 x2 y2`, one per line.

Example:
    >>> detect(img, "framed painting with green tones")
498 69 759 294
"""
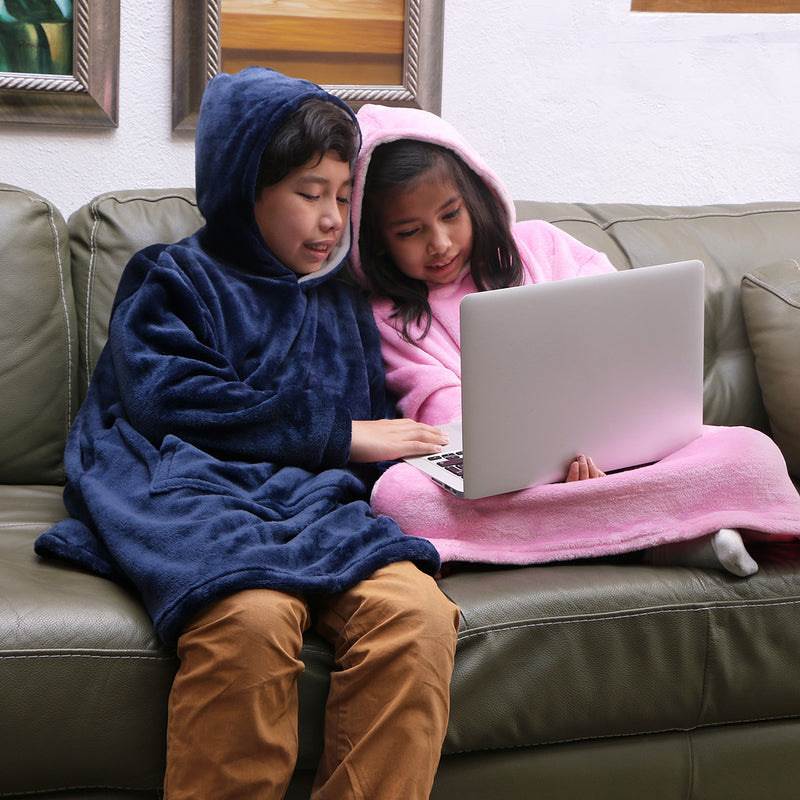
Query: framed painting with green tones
0 0 119 126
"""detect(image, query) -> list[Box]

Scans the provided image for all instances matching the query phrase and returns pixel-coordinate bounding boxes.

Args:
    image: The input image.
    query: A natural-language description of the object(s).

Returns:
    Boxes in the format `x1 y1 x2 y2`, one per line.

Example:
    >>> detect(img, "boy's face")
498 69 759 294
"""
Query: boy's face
254 151 352 277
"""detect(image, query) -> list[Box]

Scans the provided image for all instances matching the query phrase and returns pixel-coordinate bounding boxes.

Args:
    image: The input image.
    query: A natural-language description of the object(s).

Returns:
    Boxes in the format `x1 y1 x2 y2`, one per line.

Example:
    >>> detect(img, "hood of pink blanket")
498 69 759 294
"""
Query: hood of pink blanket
349 104 517 287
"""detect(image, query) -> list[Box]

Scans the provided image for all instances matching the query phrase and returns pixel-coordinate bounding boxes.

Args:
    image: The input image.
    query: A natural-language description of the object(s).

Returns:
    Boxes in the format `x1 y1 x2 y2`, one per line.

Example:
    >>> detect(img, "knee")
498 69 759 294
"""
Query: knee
410 576 461 643
379 577 459 695
179 589 308 663
367 563 460 652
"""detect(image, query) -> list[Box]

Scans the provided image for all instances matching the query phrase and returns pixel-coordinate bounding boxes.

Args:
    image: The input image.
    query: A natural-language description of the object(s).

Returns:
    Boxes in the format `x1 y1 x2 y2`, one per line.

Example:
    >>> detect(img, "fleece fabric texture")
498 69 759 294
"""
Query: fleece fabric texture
34 69 440 646
349 103 800 565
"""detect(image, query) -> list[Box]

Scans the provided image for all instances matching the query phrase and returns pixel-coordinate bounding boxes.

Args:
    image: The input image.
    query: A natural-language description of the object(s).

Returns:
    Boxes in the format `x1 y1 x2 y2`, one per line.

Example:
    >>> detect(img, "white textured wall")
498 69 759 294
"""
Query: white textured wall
442 1 800 205
1 0 799 217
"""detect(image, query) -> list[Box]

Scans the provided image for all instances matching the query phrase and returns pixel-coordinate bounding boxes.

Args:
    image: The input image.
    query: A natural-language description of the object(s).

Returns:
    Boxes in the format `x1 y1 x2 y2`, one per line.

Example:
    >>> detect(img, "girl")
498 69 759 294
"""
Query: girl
348 103 800 576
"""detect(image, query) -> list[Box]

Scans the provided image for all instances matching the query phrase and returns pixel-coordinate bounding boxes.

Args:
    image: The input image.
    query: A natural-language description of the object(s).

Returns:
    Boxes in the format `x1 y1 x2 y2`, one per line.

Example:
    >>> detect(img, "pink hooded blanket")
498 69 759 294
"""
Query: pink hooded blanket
350 103 800 565
370 427 800 565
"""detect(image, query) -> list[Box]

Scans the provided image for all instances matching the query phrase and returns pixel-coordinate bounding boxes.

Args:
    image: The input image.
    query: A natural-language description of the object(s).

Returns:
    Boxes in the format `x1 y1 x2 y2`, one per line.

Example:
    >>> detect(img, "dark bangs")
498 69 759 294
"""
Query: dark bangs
255 98 359 193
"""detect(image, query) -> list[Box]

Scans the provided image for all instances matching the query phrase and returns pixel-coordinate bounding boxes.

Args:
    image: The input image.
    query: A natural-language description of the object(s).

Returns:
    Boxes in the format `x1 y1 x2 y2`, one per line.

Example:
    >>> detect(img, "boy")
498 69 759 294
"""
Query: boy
36 67 458 799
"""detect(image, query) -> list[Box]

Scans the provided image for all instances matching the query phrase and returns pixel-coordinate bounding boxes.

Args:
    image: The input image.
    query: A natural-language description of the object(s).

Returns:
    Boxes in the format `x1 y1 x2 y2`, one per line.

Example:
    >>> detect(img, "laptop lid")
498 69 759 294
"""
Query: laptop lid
404 260 705 500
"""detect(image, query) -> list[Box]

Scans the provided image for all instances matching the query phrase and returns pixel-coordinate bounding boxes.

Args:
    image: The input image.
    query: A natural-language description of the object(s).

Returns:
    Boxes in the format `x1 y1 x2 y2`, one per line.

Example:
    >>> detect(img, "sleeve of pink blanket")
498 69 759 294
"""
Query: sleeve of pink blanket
374 308 463 425
513 220 616 282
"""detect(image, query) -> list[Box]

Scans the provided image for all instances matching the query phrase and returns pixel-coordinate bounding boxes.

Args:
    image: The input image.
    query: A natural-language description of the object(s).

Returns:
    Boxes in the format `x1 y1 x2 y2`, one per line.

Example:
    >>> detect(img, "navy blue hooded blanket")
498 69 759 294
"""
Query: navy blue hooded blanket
35 67 440 646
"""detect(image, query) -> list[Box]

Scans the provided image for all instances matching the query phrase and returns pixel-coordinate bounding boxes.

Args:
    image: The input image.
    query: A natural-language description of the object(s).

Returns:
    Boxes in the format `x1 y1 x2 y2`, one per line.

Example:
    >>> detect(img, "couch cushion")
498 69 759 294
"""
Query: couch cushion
0 482 331 795
440 556 800 756
0 484 176 795
0 184 78 485
741 259 800 479
68 189 204 398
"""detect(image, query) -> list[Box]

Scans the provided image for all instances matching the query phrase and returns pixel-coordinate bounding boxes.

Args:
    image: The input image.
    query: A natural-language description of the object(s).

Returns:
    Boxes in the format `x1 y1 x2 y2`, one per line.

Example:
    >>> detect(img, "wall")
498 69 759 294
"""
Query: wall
442 1 800 205
1 0 798 217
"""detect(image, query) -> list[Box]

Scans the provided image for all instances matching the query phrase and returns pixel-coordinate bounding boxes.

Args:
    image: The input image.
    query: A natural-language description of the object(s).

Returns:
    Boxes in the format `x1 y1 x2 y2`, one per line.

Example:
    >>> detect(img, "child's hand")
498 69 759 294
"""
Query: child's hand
350 419 449 463
565 454 606 482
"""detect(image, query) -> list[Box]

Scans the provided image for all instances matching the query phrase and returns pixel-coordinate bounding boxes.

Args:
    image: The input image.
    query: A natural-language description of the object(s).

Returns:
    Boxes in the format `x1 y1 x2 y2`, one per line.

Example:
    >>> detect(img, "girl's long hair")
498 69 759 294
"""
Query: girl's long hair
360 140 523 342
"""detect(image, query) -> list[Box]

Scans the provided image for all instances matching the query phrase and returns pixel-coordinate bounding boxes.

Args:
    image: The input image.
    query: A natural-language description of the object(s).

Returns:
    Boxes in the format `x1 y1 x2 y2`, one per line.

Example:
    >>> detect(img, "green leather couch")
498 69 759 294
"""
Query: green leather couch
3 182 800 799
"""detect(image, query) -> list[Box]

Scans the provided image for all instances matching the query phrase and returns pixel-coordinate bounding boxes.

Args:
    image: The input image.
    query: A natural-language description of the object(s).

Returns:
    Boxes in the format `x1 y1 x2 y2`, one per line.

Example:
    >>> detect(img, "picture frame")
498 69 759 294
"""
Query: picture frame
171 0 444 131
0 0 120 127
632 0 799 9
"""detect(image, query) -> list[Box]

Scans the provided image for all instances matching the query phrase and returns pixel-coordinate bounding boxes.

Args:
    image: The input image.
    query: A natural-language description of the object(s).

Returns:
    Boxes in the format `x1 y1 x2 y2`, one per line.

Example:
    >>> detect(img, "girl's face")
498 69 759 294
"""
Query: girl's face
377 173 473 285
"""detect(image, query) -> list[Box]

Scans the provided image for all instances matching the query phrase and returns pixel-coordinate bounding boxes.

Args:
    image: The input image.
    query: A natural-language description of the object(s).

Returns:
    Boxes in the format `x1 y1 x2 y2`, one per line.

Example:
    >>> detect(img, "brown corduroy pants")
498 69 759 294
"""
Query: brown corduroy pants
163 561 460 800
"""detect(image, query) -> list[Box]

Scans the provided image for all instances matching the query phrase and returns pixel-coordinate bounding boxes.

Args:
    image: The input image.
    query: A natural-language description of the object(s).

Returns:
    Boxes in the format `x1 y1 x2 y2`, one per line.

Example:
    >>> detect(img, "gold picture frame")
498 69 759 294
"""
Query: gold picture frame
0 0 119 127
172 0 444 131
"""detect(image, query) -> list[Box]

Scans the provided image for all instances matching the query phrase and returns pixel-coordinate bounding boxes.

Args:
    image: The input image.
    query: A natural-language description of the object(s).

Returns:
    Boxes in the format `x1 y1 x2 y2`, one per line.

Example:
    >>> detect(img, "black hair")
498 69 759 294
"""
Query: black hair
255 97 360 194
360 140 523 342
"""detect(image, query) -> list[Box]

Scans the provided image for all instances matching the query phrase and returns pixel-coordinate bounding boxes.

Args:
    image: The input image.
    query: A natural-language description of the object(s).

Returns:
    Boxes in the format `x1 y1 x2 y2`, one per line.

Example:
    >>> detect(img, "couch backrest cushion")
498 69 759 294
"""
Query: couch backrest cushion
741 259 800 480
515 201 800 430
0 184 78 484
69 189 204 399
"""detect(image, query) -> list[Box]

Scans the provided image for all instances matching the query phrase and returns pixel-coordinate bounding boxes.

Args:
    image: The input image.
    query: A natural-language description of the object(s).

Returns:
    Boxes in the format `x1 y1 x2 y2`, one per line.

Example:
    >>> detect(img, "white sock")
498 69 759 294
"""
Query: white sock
646 529 758 577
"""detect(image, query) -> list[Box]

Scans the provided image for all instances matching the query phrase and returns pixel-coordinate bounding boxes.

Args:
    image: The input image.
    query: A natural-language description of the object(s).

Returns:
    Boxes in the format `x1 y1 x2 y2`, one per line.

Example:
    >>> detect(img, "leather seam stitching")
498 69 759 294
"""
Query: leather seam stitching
457 598 800 640
444 711 800 756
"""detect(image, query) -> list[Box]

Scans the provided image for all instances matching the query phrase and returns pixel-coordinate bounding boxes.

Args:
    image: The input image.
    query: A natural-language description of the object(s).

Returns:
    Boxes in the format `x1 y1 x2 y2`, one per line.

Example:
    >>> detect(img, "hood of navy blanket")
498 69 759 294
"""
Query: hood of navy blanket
348 103 518 287
35 68 440 646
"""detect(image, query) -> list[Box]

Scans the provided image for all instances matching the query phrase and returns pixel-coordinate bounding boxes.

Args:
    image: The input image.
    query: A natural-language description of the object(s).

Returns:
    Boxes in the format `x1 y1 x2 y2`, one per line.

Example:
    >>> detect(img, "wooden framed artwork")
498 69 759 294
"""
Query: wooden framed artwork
632 1 800 10
0 0 119 127
172 0 444 130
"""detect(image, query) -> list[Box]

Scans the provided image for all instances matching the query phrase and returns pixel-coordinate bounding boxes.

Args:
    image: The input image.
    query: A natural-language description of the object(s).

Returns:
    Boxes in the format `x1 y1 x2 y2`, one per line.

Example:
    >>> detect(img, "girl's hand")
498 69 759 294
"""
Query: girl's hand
350 419 449 463
565 454 606 482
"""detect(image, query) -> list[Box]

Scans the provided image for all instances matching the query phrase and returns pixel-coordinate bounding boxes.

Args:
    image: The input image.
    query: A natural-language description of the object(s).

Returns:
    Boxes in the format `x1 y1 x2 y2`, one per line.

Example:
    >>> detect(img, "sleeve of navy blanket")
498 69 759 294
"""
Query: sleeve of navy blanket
107 249 354 472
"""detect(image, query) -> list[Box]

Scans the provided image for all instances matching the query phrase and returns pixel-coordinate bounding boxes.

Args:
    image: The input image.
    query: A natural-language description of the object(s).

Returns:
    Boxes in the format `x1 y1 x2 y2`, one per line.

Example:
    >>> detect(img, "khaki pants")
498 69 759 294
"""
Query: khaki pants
164 561 460 800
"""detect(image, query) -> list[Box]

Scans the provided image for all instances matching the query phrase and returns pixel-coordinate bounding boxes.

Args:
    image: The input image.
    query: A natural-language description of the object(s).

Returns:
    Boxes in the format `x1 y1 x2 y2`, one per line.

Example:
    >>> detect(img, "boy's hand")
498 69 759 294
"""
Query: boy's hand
350 419 449 463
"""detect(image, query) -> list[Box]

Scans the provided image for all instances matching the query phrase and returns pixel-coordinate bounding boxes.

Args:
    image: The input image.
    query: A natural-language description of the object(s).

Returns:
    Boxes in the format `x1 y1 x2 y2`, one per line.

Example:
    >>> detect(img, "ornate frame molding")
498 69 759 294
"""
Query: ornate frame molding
172 0 444 131
0 0 120 127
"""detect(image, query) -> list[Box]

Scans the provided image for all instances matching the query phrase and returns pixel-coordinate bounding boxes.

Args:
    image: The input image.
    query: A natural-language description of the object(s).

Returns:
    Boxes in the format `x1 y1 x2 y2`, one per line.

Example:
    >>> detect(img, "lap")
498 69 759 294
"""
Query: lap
314 561 459 648
179 562 458 656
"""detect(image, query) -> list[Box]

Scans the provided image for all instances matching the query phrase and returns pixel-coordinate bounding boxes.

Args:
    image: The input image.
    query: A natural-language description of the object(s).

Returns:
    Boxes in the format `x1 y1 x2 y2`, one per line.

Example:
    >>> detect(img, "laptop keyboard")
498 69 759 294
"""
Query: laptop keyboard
426 450 464 477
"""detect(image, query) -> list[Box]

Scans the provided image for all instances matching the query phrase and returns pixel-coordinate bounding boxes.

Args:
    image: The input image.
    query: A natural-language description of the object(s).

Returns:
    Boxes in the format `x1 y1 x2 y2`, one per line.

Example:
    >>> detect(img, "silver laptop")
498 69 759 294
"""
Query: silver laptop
403 260 705 499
